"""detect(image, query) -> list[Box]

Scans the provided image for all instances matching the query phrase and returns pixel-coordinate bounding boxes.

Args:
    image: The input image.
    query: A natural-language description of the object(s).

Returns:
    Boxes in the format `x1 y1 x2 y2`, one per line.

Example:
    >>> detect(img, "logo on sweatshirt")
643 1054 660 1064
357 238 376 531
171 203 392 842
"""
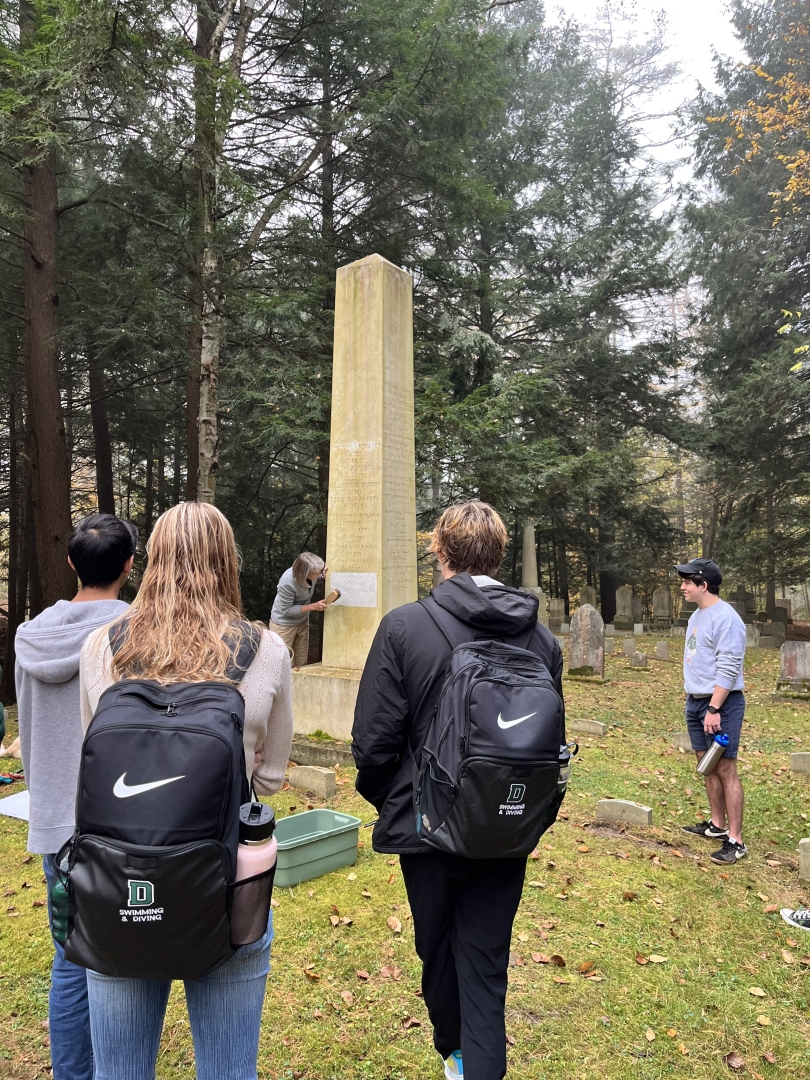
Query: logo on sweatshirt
686 631 697 665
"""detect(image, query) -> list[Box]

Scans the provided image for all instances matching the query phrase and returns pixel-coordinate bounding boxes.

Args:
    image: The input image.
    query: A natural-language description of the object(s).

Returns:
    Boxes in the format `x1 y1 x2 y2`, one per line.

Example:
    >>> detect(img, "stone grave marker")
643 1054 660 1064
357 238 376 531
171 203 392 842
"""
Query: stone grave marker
604 638 614 655
674 599 697 628
656 640 669 661
579 585 597 610
791 753 810 774
614 586 634 631
746 624 760 648
521 523 549 627
560 622 570 635
760 620 786 649
777 643 810 699
634 623 644 636
652 586 672 630
597 799 652 826
800 839 810 883
623 638 636 657
549 598 565 630
775 598 792 621
293 254 417 739
630 652 648 668
605 624 615 637
672 732 692 751
568 604 604 679
568 718 607 736
632 596 643 626
288 765 337 800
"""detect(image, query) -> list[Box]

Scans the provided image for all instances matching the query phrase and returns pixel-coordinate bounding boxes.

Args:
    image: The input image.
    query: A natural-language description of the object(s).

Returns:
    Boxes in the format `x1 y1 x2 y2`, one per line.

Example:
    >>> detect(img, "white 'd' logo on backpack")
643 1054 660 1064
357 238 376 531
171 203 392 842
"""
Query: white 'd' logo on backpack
113 773 185 798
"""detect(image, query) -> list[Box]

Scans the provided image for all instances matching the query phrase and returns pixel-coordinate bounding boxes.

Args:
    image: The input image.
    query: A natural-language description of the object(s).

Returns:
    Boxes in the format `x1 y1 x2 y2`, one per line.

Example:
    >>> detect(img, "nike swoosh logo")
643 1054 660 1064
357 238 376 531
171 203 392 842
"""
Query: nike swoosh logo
497 711 537 729
113 773 185 798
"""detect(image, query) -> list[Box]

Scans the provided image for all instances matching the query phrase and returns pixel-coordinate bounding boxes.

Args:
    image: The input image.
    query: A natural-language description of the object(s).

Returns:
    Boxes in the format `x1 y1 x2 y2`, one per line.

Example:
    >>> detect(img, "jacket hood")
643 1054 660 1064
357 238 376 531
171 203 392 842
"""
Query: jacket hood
430 573 539 635
15 599 129 685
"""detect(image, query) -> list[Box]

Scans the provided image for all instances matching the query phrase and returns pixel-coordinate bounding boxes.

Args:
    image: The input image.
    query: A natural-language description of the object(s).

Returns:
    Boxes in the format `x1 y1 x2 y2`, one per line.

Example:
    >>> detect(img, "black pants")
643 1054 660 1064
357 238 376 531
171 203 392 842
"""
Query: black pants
400 851 527 1080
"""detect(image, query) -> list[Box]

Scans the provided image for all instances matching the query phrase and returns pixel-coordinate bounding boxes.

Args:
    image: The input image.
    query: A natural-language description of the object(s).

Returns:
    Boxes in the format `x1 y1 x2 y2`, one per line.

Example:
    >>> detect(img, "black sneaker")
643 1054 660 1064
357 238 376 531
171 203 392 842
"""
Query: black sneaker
710 839 748 864
780 908 810 931
682 819 729 839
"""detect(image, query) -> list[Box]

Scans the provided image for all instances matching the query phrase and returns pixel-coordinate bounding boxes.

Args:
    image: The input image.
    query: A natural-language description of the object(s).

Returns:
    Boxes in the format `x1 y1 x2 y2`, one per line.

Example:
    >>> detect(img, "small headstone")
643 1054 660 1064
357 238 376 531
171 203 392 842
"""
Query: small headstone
560 622 570 635
604 624 615 637
554 635 565 652
288 765 337 800
633 622 644 637
757 610 768 622
652 585 672 630
790 752 810 774
674 599 697 628
670 625 686 638
596 799 653 826
771 607 788 625
623 638 636 657
630 652 647 668
656 641 669 661
614 585 634 631
799 838 810 884
568 604 605 678
778 642 810 698
579 585 598 610
746 624 760 649
568 718 608 737
760 620 786 649
604 638 615 655
775 598 792 621
672 732 692 751
549 597 565 630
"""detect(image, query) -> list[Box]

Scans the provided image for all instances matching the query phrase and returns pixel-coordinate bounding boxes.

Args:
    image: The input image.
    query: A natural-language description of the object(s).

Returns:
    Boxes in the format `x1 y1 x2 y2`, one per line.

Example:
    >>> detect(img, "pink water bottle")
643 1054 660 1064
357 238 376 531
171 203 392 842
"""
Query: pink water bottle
235 802 277 880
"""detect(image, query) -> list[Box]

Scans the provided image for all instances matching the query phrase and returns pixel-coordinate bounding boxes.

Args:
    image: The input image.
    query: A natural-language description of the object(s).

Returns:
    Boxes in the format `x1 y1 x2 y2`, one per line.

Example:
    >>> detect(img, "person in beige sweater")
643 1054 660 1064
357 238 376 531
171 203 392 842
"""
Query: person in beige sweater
77 501 292 1080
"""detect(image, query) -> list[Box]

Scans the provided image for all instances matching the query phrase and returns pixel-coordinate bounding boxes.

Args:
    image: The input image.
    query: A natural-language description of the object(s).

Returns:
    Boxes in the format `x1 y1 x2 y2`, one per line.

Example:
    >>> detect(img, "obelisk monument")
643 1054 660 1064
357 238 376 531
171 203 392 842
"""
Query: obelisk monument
292 254 417 738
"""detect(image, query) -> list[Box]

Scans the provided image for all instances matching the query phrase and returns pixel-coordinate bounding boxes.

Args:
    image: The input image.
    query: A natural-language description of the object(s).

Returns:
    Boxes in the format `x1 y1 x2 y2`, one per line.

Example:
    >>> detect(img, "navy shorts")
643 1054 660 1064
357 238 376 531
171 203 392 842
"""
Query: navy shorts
685 691 745 758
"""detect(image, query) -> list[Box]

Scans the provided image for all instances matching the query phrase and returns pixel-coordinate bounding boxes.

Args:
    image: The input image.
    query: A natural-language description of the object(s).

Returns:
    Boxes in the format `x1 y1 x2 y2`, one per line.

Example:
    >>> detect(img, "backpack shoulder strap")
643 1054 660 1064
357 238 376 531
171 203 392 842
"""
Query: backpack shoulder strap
108 618 261 684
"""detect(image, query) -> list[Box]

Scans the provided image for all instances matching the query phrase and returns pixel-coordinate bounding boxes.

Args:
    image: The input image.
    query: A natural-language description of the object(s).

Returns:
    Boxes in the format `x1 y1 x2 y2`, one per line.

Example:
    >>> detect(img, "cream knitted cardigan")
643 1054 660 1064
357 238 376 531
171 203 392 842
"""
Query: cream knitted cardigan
79 623 293 797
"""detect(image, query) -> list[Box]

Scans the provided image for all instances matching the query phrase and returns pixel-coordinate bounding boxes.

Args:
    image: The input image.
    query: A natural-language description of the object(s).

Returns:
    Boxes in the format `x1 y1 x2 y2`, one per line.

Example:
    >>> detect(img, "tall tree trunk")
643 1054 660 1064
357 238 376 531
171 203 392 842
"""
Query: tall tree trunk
0 394 22 703
26 464 43 618
556 523 569 617
88 348 115 514
22 149 75 604
186 273 202 501
173 418 182 505
157 446 165 514
766 490 776 619
598 513 617 624
144 444 155 536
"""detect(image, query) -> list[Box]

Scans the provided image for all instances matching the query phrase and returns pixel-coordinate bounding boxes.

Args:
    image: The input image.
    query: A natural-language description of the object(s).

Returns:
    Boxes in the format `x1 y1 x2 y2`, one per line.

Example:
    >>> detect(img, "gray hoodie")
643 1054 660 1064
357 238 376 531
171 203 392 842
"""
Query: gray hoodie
16 599 129 853
270 567 316 626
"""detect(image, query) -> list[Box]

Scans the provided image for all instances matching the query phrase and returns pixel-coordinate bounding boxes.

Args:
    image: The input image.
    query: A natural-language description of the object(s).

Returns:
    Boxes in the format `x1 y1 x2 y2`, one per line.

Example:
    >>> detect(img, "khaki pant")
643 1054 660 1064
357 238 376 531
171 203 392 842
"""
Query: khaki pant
269 619 310 668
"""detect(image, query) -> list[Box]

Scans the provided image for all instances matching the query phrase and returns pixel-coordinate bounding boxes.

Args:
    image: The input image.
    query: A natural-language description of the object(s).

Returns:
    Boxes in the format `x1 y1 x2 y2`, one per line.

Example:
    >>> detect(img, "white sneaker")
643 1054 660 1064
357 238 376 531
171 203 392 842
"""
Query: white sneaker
444 1051 463 1079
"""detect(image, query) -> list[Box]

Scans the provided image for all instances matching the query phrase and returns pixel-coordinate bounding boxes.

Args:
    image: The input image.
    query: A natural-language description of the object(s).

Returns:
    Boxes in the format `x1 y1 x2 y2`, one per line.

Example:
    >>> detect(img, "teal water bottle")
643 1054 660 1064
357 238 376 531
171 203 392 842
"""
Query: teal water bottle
50 853 71 947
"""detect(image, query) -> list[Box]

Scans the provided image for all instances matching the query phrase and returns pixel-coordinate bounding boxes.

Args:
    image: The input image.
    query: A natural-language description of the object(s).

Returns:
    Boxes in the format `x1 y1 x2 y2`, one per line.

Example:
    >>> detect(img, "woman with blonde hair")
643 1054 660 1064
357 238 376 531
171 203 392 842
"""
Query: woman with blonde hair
78 502 292 1080
268 551 327 667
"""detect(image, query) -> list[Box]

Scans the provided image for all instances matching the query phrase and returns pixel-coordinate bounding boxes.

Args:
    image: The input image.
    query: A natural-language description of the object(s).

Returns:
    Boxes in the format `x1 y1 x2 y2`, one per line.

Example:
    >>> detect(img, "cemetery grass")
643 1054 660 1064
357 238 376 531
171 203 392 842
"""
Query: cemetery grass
1 648 809 1079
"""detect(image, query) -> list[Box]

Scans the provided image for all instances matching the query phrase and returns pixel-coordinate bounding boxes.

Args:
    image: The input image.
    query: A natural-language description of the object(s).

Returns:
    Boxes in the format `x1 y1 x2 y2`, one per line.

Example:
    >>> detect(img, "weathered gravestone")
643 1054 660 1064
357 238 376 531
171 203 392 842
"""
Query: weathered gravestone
760 619 786 650
652 586 672 630
597 799 652 826
579 585 598 610
630 652 648 668
656 640 669 661
772 607 788 625
521 523 550 627
614 586 634 632
604 637 615 655
777 642 810 699
775 598 792 622
549 598 565 631
632 597 644 626
791 752 810 774
674 599 697 629
623 638 636 657
746 624 760 649
292 254 417 739
568 604 604 679
727 585 755 624
799 839 810 884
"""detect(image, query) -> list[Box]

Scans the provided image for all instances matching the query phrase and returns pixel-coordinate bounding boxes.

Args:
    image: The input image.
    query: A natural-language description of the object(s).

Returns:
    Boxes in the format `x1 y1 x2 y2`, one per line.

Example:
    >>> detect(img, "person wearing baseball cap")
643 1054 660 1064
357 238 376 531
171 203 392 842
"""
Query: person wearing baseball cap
674 558 748 864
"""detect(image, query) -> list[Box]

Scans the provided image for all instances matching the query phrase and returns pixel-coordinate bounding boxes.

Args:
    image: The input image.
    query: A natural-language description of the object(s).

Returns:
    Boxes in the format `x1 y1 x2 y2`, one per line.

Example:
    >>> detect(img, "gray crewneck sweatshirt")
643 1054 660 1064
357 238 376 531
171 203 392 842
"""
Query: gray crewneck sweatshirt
16 599 129 853
270 567 316 626
683 598 746 696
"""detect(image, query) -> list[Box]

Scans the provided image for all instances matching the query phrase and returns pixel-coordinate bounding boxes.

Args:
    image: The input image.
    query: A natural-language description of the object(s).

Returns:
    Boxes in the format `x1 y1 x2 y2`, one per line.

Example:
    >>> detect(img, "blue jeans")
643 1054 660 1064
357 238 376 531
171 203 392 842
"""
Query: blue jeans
85 914 273 1080
42 853 94 1080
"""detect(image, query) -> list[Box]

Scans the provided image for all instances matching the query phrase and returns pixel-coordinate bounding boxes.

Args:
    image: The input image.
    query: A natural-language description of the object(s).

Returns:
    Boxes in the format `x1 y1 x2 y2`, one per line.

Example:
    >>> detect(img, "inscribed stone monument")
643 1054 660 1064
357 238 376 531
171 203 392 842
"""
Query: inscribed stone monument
579 585 597 610
652 586 672 630
292 254 417 738
568 604 604 679
521 521 549 626
614 585 634 631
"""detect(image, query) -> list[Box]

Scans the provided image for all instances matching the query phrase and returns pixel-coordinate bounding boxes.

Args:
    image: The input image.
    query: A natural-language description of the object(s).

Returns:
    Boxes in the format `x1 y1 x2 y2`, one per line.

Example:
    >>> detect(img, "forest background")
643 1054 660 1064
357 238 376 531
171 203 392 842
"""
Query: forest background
0 0 808 698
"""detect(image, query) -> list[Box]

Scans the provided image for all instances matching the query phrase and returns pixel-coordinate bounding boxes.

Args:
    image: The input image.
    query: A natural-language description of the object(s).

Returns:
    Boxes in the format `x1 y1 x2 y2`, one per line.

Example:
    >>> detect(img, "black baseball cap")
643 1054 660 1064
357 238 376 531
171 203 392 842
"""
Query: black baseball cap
673 558 722 587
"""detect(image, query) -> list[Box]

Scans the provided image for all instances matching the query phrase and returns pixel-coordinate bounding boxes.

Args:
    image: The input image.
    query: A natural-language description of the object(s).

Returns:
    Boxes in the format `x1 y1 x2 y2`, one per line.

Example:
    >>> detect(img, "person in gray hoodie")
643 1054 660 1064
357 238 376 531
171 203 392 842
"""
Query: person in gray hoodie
16 513 136 1080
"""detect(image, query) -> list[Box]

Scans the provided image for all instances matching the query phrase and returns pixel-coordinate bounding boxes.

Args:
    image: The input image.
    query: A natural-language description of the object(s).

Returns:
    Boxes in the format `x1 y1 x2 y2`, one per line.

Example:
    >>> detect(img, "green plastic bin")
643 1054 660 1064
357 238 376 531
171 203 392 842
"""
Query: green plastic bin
274 809 361 888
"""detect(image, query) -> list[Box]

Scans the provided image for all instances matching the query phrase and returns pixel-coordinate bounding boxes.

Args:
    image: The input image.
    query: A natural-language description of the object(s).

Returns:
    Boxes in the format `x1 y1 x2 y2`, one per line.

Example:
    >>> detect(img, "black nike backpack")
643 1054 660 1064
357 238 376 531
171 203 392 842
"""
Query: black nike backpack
415 596 573 859
56 623 265 980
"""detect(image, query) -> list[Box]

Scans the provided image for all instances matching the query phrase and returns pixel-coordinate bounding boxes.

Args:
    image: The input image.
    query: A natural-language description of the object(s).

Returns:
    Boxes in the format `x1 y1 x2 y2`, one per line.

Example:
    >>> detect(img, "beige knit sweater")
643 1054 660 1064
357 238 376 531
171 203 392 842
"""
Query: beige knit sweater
79 623 293 797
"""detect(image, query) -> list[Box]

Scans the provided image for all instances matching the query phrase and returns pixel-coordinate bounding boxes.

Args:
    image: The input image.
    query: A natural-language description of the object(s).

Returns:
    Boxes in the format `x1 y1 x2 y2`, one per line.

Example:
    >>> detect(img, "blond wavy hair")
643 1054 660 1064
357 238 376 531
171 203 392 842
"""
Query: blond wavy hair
111 502 250 683
430 501 508 577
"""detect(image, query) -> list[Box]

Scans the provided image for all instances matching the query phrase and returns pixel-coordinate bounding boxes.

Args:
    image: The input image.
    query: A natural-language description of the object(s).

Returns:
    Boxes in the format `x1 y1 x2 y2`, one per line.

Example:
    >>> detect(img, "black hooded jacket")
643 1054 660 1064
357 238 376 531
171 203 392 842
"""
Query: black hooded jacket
351 573 564 854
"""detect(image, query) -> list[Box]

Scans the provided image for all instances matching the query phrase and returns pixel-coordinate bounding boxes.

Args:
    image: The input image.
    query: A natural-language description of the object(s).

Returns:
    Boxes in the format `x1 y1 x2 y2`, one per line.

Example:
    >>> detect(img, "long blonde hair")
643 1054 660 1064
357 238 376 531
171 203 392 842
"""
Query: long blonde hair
111 502 249 683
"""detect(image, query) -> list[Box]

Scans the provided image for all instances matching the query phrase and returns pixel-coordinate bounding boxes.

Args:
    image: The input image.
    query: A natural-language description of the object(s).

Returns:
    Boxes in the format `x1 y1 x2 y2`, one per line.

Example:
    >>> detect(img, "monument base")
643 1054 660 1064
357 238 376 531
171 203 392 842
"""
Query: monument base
292 664 363 742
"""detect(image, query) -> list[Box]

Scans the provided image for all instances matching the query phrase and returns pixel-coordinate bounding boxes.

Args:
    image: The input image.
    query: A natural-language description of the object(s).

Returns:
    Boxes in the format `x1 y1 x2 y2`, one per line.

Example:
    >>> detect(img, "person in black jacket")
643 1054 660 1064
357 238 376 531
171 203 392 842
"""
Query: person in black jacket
352 502 563 1080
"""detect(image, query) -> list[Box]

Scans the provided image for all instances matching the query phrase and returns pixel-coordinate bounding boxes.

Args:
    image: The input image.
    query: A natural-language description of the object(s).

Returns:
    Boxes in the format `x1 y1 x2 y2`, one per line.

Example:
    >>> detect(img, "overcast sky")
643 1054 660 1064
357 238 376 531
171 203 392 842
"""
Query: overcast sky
547 0 748 165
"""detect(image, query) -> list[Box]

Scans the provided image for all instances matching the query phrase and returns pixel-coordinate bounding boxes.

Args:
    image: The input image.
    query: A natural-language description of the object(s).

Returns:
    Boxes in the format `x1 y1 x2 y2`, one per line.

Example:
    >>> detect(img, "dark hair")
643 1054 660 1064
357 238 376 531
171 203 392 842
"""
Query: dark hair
680 573 720 597
68 514 138 588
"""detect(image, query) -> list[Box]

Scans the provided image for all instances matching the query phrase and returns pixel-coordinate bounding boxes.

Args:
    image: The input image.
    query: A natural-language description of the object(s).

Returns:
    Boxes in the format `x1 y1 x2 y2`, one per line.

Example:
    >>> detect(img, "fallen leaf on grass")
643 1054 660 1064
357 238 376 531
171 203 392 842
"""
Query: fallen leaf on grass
531 953 550 964
679 1044 689 1055
764 904 778 913
356 970 370 981
506 1034 516 1045
670 849 684 858
578 845 589 853
786 937 799 947
304 969 320 981
341 990 354 1005
387 874 396 885
757 1015 771 1026
402 1016 421 1029
517 931 529 942
347 873 357 880
22 855 33 864
757 893 769 903
361 890 372 898
762 1051 776 1064
330 915 340 926
648 955 668 964
645 1029 655 1042
509 954 525 967
724 1051 745 1071
766 859 780 868
32 900 45 908
748 987 767 997
667 1029 677 1038
578 960 596 974
551 976 569 984
550 955 566 967
387 917 402 933
623 891 638 901
635 953 649 965
780 949 794 965
595 920 605 927
313 1009 324 1019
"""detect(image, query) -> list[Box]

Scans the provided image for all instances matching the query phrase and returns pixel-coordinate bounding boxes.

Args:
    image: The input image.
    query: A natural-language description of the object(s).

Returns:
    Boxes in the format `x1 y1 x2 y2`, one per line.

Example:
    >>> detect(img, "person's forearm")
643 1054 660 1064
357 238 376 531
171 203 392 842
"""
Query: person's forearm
710 686 730 710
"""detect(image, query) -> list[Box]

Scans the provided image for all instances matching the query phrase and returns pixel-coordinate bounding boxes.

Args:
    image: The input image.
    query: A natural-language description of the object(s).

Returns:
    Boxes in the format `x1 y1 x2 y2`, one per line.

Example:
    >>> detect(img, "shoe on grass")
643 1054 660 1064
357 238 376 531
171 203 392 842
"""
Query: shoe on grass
682 819 728 839
780 908 810 931
444 1051 463 1079
710 839 747 864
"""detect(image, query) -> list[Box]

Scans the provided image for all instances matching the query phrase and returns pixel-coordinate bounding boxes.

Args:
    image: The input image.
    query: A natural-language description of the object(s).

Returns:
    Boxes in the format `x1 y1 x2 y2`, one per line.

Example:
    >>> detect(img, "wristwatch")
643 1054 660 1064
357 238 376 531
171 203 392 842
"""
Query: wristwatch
707 705 720 715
